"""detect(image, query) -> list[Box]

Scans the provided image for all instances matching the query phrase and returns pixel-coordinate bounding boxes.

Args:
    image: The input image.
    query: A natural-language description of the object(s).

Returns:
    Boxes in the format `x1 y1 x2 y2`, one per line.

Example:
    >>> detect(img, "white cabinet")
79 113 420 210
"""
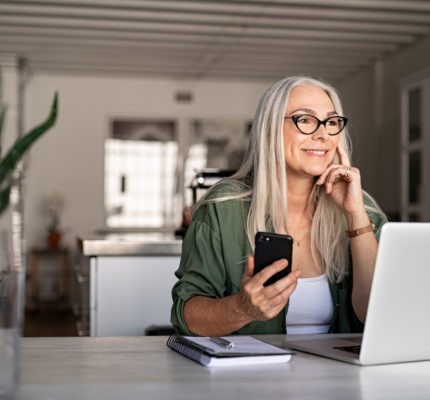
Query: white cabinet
89 255 180 336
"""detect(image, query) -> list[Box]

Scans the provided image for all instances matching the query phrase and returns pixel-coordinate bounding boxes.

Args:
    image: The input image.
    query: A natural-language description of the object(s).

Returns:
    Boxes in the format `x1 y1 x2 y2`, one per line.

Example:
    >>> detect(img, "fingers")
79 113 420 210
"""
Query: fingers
270 269 301 292
255 270 301 320
253 258 289 286
319 165 358 183
342 166 353 184
316 164 359 193
264 271 300 317
243 255 255 278
317 144 352 186
238 258 300 322
315 144 355 195
336 144 351 167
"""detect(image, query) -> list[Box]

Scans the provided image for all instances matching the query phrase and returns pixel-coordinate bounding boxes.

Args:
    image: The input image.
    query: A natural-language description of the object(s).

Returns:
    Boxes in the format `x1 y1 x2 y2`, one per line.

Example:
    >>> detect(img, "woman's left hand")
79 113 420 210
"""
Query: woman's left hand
316 144 364 215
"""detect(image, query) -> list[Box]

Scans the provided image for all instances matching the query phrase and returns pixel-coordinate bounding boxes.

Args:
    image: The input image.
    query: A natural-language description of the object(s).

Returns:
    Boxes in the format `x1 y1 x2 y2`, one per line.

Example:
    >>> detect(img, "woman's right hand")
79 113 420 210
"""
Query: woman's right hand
235 255 301 322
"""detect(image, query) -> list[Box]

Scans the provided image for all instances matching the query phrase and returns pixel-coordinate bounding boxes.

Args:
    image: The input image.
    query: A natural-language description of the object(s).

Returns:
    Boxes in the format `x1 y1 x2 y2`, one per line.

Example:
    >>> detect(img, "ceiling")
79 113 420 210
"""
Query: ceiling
1 0 430 83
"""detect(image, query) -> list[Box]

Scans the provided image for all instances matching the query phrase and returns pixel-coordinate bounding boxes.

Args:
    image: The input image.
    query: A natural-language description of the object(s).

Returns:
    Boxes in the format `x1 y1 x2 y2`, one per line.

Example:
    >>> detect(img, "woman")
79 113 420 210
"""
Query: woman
171 76 387 336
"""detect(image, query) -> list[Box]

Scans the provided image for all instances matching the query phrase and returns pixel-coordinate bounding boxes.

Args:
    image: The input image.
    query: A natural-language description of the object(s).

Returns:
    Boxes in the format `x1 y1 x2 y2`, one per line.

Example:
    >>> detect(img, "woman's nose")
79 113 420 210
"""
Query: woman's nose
311 124 330 141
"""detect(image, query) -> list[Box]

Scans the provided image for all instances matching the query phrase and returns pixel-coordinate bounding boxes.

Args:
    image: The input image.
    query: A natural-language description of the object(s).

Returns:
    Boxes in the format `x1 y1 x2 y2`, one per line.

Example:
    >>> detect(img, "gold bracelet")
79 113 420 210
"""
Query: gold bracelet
345 223 375 238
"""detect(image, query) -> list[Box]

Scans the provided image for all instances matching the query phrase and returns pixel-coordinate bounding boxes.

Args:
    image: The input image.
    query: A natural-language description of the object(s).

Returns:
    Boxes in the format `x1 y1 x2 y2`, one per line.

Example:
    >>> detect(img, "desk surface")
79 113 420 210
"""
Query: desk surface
21 335 430 400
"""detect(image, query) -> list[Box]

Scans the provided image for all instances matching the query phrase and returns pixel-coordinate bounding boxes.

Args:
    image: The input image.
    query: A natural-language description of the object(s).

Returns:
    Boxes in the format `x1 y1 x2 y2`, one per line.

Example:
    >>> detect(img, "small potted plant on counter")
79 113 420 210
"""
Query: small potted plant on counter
45 190 64 250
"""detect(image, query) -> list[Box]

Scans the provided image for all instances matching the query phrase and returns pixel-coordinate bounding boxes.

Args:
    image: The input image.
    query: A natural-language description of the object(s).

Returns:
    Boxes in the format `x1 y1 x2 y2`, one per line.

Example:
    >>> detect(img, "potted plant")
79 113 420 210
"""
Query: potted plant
45 190 64 250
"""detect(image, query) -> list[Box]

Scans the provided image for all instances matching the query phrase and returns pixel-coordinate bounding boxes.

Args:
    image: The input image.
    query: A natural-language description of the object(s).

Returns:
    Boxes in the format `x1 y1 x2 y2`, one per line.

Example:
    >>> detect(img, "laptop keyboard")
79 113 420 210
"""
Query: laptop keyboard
333 345 361 355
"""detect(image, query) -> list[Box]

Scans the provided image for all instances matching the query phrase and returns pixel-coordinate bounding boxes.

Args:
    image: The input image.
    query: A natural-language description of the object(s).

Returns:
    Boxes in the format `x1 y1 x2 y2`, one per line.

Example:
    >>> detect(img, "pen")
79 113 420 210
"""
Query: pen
209 336 236 350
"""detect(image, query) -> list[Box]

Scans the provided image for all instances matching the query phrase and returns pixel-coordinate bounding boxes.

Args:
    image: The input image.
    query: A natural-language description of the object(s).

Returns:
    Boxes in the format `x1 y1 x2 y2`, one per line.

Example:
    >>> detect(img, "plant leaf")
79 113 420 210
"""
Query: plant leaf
0 185 11 215
0 92 58 186
0 92 58 214
0 104 6 157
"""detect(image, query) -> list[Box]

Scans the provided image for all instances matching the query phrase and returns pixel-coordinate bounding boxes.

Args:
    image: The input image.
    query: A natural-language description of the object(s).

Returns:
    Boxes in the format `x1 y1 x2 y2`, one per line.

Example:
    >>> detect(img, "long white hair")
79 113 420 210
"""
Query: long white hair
197 76 383 282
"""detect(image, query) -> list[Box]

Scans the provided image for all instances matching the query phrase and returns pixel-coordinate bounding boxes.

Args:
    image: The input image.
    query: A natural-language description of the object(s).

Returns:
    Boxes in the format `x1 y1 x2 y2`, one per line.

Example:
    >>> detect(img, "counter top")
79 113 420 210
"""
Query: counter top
20 335 430 400
81 232 182 256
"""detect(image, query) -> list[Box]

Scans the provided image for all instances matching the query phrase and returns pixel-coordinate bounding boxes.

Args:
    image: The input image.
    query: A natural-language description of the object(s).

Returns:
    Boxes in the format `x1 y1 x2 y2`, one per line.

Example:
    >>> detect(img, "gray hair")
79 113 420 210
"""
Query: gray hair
198 76 381 282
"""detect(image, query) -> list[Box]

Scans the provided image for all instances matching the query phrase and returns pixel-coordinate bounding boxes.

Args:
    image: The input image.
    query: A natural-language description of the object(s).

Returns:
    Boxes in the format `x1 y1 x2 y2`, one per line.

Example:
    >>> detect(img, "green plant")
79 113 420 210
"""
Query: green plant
45 190 64 234
0 93 58 215
48 213 60 234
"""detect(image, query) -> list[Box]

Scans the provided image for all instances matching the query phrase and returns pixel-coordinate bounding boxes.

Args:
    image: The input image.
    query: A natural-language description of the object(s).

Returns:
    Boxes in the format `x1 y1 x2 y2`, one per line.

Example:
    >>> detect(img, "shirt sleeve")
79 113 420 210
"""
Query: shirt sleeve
363 191 388 240
170 203 228 335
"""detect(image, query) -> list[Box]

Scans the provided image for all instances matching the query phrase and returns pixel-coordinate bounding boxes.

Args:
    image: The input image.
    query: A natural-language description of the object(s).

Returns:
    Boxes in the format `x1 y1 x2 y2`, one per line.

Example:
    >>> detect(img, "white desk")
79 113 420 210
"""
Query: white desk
20 335 430 400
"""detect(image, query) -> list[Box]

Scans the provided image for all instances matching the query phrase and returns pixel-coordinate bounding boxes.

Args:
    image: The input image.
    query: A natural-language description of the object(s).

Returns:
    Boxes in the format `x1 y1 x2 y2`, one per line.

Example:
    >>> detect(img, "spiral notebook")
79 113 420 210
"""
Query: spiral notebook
167 334 293 367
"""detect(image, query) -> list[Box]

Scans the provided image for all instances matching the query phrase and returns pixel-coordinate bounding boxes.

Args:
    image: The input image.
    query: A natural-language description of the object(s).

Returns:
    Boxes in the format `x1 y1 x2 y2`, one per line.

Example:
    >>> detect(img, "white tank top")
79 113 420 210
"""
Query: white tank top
286 274 334 334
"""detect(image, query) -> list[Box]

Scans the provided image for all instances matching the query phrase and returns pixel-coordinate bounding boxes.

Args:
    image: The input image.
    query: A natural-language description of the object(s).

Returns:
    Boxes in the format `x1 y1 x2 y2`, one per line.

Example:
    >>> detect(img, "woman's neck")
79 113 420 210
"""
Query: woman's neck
287 175 315 216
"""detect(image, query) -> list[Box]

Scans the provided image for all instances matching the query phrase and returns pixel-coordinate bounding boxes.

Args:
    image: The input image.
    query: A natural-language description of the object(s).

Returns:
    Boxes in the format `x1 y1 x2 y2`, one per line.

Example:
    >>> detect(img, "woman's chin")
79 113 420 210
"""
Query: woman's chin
307 167 328 178
287 164 330 179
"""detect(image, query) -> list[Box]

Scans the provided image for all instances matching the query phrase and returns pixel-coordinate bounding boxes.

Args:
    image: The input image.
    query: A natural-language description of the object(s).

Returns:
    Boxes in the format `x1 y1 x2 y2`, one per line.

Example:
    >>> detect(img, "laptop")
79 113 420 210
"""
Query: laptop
283 222 430 365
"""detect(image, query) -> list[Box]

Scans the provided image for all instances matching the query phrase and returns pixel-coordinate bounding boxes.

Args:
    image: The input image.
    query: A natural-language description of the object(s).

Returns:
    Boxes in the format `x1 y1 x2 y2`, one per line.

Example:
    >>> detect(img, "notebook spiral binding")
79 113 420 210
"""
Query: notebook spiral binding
167 334 210 364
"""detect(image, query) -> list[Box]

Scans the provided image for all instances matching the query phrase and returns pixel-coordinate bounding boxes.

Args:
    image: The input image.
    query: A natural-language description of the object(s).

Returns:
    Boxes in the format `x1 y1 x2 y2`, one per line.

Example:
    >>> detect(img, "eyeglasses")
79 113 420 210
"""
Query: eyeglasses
285 114 348 136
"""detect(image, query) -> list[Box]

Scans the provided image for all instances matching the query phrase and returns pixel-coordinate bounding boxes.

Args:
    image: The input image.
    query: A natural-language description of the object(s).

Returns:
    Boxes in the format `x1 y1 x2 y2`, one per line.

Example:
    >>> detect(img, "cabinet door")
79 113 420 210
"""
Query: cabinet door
90 256 180 336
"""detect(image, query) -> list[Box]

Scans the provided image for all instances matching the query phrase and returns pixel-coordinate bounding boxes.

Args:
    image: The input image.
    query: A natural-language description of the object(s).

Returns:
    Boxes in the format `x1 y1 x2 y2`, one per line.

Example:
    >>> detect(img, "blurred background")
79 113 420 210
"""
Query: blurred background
1 0 429 336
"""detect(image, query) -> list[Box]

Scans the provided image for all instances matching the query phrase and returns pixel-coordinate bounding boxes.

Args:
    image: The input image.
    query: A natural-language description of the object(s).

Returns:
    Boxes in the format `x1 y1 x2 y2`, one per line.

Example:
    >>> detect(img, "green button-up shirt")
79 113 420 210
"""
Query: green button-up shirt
171 184 386 335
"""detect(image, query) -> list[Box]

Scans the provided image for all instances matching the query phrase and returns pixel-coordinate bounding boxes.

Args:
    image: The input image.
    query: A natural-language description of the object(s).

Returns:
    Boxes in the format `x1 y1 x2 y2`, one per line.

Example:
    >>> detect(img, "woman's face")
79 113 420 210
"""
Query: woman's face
283 84 340 179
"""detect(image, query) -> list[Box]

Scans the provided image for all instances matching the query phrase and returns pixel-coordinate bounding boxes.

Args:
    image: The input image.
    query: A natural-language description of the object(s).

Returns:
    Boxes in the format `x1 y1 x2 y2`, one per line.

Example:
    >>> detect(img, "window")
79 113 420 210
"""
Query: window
105 118 250 230
105 120 179 229
105 138 178 228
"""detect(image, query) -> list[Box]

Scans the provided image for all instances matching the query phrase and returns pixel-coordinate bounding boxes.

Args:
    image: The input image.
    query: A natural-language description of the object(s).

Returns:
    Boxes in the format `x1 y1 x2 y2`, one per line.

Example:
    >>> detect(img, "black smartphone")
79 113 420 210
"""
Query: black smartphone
254 232 293 286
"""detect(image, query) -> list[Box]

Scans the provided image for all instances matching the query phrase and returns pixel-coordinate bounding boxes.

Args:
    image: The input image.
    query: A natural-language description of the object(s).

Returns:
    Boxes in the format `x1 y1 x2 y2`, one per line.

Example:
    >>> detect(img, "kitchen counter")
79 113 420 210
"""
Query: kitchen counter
77 232 182 336
81 232 182 256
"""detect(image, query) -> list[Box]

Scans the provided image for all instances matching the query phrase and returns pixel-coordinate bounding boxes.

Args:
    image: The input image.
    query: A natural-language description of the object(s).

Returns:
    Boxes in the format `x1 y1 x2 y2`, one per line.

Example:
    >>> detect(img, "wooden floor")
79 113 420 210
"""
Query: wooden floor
23 301 78 337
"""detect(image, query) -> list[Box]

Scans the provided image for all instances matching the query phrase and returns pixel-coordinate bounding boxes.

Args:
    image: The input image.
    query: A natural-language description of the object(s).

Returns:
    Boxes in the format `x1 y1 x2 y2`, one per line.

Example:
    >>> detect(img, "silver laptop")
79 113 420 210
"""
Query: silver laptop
283 222 430 365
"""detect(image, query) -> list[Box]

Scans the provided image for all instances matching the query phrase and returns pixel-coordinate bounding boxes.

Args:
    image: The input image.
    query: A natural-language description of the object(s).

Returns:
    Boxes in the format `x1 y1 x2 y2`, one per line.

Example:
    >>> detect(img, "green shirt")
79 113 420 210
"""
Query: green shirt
171 183 387 335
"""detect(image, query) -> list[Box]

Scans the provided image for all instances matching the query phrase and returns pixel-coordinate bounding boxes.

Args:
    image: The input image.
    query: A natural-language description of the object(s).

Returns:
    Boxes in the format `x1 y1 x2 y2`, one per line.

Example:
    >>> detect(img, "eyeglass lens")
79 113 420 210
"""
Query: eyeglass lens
294 115 346 135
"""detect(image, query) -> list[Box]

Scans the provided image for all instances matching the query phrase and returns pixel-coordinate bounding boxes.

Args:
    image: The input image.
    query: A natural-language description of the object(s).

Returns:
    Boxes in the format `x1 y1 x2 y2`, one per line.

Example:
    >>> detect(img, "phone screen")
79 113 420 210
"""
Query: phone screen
254 232 293 286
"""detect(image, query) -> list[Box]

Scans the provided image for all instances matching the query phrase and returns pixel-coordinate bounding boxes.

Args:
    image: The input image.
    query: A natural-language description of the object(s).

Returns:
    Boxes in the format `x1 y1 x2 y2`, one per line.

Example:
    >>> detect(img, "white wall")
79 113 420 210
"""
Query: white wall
20 74 269 250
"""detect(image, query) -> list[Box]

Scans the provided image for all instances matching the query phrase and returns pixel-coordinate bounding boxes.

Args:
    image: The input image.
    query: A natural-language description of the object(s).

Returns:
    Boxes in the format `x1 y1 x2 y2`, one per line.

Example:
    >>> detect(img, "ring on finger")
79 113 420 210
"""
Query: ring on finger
343 166 351 179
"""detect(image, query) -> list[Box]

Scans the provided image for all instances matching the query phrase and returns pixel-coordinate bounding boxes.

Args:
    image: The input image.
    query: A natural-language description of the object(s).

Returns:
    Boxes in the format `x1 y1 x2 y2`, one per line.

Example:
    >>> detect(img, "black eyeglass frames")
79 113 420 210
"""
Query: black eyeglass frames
284 114 348 136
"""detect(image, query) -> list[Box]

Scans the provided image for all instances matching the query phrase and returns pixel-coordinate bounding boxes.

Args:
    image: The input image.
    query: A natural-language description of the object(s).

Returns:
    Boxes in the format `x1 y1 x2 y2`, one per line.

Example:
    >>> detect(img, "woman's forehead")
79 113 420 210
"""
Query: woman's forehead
286 84 335 113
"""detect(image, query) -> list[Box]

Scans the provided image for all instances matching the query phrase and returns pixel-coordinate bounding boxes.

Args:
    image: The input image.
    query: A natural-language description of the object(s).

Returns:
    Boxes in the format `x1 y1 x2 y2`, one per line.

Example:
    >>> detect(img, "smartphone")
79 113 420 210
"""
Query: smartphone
254 232 293 286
